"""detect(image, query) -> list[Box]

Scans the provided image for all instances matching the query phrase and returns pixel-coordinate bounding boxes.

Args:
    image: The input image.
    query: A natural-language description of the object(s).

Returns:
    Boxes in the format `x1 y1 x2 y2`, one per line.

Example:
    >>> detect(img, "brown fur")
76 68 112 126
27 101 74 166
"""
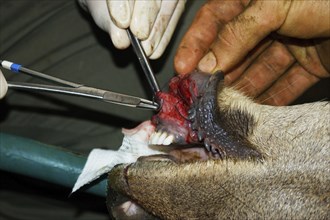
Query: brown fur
108 86 330 220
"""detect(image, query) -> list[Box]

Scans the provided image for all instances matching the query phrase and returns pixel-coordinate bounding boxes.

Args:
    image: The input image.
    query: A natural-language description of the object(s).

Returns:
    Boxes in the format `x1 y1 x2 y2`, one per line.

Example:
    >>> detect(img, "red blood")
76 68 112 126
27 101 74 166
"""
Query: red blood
151 75 199 144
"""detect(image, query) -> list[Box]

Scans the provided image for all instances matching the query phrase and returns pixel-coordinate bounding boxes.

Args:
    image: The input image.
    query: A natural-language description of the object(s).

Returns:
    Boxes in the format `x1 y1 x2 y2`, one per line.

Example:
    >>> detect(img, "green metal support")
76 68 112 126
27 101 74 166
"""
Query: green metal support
0 133 106 197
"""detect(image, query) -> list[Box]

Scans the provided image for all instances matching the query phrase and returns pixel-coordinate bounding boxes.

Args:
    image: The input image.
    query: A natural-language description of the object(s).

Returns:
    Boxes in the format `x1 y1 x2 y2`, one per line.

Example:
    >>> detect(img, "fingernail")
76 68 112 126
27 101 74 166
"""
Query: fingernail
198 51 217 73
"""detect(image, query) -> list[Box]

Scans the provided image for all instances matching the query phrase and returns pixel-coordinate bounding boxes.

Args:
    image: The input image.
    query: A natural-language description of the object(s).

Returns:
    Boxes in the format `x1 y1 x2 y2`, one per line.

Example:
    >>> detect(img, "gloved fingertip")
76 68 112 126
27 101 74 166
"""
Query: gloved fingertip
130 27 149 41
130 0 161 40
109 25 131 49
0 71 8 99
149 48 163 60
141 41 152 57
149 53 160 60
108 0 132 29
112 39 131 50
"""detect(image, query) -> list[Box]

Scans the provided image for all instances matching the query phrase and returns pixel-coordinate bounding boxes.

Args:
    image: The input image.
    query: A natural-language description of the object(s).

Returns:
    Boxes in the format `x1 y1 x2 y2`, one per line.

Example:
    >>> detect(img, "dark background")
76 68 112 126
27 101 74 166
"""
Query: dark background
0 0 328 219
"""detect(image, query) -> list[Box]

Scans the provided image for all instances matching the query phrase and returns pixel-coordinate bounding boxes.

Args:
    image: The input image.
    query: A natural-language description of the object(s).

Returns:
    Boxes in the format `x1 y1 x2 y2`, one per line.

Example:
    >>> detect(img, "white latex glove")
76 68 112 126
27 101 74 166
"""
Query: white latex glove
78 0 186 59
0 70 8 99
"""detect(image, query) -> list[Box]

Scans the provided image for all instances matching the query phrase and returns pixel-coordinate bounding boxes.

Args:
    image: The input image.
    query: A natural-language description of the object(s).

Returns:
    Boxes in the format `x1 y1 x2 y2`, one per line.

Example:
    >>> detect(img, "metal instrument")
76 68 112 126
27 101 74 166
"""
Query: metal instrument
1 60 159 110
1 30 162 111
126 29 160 96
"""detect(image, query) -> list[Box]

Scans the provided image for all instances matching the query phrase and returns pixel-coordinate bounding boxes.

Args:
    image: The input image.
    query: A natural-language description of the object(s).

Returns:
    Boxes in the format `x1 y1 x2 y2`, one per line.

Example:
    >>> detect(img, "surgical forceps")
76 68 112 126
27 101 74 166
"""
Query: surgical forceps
1 60 159 110
1 31 161 111
126 29 160 96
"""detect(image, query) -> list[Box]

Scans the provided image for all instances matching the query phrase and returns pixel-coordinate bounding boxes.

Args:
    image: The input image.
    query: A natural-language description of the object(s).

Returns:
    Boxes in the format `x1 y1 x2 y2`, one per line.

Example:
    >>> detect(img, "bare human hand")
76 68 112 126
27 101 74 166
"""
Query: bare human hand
174 0 330 105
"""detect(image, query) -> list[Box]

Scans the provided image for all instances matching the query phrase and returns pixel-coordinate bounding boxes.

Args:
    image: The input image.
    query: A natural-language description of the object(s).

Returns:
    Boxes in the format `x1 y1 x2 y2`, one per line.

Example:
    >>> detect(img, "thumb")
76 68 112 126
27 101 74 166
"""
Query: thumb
201 1 291 73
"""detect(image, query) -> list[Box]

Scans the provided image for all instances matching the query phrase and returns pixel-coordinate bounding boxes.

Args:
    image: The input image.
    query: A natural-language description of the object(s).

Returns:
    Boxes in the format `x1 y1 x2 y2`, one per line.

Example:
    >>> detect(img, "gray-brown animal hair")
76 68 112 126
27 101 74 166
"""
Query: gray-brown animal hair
108 72 330 220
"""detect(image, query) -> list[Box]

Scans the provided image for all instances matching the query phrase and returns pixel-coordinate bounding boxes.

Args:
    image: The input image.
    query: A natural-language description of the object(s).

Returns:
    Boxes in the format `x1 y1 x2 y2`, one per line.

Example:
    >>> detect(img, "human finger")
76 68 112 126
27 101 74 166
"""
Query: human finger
197 37 272 83
285 40 329 78
82 0 130 49
256 64 319 106
149 0 186 59
141 0 179 57
224 38 273 85
174 0 247 75
0 70 8 99
130 0 161 40
109 22 130 49
107 0 134 28
232 41 295 98
209 0 291 73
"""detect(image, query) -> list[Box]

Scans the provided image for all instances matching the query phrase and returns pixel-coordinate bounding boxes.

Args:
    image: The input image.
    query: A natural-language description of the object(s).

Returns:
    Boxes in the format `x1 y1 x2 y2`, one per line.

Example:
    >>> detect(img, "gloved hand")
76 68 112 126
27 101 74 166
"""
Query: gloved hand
0 70 8 99
78 0 186 59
